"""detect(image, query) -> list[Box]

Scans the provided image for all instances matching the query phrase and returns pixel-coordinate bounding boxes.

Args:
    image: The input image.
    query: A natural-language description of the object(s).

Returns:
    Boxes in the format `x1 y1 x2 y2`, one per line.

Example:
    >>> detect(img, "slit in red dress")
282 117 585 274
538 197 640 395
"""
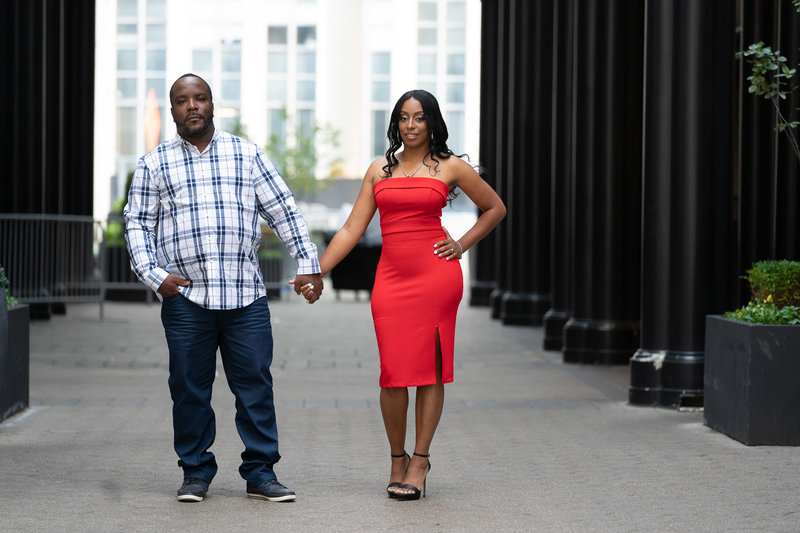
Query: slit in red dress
434 327 443 385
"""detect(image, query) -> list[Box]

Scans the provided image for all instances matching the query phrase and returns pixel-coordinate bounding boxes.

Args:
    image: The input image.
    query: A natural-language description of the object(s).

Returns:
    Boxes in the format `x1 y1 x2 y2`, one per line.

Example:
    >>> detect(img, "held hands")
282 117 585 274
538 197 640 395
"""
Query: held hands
288 274 324 304
434 227 463 261
157 274 190 298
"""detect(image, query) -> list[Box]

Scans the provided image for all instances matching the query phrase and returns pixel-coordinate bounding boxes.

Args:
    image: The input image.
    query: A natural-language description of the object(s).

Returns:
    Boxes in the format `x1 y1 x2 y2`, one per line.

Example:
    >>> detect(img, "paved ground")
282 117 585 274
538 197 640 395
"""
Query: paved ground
0 292 797 532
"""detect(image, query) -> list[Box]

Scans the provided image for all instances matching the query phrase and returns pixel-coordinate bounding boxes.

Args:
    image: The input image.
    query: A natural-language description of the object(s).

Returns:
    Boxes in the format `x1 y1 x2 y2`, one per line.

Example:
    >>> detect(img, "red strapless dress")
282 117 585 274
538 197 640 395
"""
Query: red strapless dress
371 177 463 388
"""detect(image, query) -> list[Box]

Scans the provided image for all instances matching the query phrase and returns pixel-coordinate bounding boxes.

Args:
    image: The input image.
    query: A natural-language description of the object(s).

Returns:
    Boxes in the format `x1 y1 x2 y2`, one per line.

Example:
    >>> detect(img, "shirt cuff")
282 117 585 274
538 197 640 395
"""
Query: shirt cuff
295 257 321 276
145 267 170 294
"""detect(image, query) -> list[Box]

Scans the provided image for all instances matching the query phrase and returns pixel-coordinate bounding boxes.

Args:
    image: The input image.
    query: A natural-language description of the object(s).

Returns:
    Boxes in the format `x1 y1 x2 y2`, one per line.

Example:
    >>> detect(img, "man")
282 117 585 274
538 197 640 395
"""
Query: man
124 73 323 503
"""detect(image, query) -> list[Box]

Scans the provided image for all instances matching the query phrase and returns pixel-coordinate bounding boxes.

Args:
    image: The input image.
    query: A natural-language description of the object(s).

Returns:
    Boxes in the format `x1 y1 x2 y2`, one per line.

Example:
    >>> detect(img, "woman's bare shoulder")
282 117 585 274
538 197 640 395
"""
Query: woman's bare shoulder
438 154 478 183
369 157 390 171
365 157 390 186
445 154 477 170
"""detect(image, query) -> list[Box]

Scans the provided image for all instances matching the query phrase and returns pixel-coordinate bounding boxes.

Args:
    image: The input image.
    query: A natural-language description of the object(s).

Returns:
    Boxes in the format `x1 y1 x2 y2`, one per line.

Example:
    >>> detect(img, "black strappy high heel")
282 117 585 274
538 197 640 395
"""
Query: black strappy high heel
395 452 431 501
386 452 410 498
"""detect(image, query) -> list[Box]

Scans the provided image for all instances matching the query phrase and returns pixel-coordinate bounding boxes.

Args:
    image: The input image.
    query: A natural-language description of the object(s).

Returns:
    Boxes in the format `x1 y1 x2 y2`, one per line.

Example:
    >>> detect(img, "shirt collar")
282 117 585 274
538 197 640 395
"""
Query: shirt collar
174 127 219 154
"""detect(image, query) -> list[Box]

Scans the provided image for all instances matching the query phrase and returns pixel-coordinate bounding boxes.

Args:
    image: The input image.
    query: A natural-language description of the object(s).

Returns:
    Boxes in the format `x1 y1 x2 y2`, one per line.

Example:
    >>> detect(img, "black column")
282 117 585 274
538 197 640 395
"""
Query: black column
562 1 644 364
499 0 552 326
543 0 575 349
629 0 735 406
0 0 95 216
489 0 512 319
472 0 501 307
775 4 800 259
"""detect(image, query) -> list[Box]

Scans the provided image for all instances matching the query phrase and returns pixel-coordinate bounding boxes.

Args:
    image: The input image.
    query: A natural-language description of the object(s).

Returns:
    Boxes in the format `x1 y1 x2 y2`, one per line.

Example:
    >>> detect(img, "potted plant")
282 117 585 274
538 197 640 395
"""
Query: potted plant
704 260 800 445
258 227 286 299
103 173 152 302
103 173 134 286
0 263 30 422
705 1 800 446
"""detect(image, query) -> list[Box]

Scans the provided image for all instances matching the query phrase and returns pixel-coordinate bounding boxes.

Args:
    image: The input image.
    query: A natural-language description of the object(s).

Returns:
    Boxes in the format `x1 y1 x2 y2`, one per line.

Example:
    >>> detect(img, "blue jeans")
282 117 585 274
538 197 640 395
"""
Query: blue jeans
160 295 279 485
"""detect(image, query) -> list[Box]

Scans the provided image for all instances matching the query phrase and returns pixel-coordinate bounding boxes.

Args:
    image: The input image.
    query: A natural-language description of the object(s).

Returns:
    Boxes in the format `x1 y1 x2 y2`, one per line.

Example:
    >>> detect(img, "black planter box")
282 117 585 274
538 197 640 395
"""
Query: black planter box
103 246 135 283
704 315 800 446
1 304 30 421
330 244 380 292
258 257 284 299
322 232 381 294
102 246 153 302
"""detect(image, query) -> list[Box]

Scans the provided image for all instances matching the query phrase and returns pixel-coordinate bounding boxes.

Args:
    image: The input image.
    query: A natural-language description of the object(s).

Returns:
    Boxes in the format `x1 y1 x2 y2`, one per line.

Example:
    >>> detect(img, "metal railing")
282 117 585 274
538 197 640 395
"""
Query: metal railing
0 214 105 314
0 215 296 319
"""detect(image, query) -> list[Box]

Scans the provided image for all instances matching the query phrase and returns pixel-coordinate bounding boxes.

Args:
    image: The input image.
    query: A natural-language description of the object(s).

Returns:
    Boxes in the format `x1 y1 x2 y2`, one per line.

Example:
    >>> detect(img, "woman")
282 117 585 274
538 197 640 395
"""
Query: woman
305 90 505 500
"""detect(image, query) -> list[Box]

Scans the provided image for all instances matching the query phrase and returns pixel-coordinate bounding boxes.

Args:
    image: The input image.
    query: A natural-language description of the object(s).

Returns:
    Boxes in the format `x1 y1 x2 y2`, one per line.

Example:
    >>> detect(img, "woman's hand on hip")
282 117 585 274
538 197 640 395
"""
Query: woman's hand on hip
434 227 463 261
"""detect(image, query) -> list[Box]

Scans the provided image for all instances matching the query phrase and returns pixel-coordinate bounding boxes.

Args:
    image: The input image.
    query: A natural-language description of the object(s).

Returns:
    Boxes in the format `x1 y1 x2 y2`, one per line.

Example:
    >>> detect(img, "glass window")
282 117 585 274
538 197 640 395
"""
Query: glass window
268 51 288 73
297 51 316 74
297 26 317 46
117 50 137 70
146 0 166 18
446 82 465 103
117 78 137 99
418 53 436 75
146 23 166 44
159 106 167 143
222 49 241 72
447 53 465 75
268 80 287 101
221 79 241 101
418 28 437 46
297 80 316 102
447 1 467 22
147 49 166 71
192 50 213 72
146 78 165 100
418 2 437 21
117 23 137 35
268 26 287 45
372 52 391 75
418 81 437 95
372 110 388 157
118 0 137 18
297 109 315 136
117 107 136 155
447 110 464 153
447 28 466 47
268 108 286 139
218 115 239 134
372 81 390 103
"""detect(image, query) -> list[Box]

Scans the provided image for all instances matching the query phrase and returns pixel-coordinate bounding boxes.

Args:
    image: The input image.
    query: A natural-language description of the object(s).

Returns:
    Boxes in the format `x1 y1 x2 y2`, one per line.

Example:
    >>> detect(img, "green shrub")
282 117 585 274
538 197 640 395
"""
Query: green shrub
258 228 283 260
104 174 132 248
724 296 800 325
0 264 19 309
104 219 126 247
745 260 800 308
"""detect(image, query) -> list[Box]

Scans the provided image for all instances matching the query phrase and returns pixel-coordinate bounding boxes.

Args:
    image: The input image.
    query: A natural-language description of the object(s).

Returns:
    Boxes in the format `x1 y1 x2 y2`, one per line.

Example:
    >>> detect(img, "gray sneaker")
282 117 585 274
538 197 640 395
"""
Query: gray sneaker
177 477 209 502
246 479 296 502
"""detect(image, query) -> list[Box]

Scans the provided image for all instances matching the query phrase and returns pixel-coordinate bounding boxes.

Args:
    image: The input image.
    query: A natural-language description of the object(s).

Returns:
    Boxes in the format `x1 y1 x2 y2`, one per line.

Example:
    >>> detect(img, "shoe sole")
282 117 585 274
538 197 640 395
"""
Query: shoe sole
246 492 296 502
177 494 205 502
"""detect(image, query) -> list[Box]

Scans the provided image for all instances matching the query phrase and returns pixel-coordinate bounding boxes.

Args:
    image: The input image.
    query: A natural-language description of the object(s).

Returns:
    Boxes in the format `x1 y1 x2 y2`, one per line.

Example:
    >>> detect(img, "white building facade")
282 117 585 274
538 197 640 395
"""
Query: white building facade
94 0 482 220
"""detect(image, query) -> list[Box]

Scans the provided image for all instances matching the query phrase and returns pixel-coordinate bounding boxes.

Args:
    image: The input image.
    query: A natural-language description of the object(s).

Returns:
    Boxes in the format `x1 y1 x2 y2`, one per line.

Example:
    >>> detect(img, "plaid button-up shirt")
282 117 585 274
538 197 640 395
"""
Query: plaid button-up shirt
124 129 320 310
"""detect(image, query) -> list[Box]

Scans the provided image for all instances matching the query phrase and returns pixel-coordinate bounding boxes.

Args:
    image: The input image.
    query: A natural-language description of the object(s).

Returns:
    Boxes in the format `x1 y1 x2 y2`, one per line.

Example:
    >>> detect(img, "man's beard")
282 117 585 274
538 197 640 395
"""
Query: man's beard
178 113 214 137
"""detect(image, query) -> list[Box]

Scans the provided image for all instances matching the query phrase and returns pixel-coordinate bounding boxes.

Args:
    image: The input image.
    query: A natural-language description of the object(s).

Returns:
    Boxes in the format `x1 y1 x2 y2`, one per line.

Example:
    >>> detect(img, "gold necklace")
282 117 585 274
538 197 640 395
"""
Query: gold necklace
400 154 426 177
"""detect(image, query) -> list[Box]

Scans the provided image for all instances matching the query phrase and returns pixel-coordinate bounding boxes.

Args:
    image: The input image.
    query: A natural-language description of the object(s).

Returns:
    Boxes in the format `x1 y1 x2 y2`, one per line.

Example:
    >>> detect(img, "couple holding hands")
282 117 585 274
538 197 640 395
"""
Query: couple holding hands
124 74 504 503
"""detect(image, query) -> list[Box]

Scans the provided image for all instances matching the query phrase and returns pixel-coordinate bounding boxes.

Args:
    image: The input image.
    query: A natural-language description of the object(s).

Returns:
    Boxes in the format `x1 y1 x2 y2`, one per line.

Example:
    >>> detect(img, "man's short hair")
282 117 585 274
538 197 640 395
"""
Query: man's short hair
169 73 213 104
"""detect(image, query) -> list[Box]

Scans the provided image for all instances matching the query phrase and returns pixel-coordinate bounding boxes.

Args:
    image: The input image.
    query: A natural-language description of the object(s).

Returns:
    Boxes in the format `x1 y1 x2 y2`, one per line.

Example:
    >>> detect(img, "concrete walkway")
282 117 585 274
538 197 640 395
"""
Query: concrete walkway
0 294 796 532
